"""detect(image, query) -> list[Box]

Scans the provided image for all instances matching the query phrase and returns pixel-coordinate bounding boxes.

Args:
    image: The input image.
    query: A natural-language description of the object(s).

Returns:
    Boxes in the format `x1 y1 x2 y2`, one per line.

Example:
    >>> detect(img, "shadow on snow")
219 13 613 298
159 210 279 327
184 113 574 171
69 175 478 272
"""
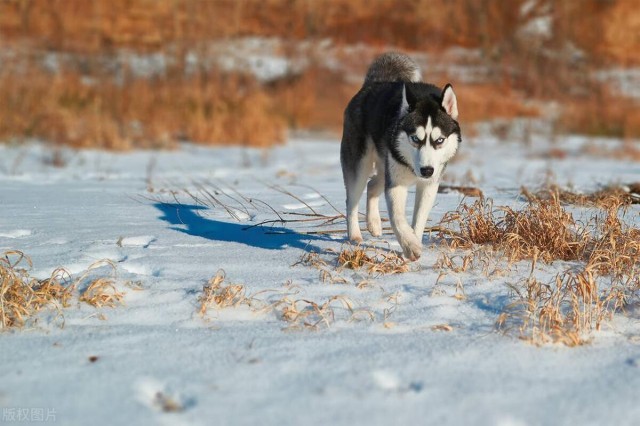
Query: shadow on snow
153 203 326 252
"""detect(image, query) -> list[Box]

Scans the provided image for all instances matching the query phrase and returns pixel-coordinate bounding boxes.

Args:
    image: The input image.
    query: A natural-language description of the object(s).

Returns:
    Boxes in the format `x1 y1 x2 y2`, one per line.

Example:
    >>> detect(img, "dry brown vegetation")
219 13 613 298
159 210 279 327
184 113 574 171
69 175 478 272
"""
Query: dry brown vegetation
437 190 640 345
294 243 410 285
0 0 639 148
198 270 251 316
0 251 127 330
196 270 376 330
0 67 286 150
523 184 640 207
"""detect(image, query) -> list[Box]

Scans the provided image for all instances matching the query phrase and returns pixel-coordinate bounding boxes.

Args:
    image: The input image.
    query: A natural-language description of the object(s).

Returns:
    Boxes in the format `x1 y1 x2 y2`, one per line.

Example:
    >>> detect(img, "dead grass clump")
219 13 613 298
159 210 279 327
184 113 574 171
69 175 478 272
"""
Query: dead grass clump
523 184 640 208
336 244 409 276
79 278 125 308
294 244 408 285
498 266 636 346
585 203 640 277
292 252 347 284
278 295 363 331
76 260 125 308
1 251 128 330
198 270 249 316
439 193 640 345
442 194 592 263
1 252 73 329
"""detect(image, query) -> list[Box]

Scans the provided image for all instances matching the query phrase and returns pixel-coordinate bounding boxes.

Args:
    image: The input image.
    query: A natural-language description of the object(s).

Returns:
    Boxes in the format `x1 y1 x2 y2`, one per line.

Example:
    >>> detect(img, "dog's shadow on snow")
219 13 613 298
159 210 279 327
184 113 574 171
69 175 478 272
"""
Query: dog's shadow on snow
153 203 326 252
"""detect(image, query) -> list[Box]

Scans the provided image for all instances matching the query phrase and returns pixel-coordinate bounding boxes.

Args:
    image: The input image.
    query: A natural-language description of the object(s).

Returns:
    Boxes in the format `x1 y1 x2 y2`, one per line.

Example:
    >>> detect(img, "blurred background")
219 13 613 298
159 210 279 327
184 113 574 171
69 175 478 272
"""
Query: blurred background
0 0 639 150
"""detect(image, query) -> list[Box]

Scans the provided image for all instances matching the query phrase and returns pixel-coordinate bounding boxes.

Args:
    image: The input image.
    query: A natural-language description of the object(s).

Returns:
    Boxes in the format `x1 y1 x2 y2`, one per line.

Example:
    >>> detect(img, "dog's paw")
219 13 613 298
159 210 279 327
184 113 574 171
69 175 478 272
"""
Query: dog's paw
348 232 363 244
399 235 422 261
367 217 382 237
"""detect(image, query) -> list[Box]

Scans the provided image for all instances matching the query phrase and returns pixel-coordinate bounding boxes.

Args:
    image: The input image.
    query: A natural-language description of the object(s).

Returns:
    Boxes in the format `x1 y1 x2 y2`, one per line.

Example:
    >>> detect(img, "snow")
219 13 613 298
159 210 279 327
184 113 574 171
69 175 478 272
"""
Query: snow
1 127 639 425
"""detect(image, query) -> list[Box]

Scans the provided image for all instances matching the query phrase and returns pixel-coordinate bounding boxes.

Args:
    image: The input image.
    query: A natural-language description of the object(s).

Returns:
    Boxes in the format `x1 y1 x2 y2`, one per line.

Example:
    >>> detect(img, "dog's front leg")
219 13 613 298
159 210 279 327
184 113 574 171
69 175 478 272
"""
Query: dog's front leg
386 184 422 260
412 180 439 242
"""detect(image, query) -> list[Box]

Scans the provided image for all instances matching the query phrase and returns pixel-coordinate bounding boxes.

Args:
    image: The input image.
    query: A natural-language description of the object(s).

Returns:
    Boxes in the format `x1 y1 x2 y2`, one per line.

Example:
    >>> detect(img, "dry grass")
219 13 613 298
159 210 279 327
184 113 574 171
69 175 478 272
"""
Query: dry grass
79 278 125 308
1 0 639 147
2 0 636 65
294 243 409 285
198 270 249 316
0 67 286 150
0 251 128 331
336 244 409 276
278 295 362 331
438 193 640 345
498 267 637 346
196 271 377 330
0 251 72 329
522 184 640 208
441 194 591 263
77 260 125 308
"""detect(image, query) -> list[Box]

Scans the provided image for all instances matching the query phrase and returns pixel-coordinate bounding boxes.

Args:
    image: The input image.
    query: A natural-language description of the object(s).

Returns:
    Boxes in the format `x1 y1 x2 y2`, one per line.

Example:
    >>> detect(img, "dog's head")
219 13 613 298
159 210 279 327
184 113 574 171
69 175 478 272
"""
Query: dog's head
396 83 461 181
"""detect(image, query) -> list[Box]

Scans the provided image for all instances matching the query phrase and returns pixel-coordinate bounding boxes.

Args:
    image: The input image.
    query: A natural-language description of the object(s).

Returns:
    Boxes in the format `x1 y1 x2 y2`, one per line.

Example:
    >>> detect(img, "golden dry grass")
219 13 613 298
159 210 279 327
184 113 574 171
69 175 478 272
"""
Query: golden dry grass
0 251 72 329
438 193 640 345
441 194 592 263
278 295 361 330
198 270 249 316
294 243 409 285
0 0 639 148
196 270 377 330
498 266 636 346
76 259 125 308
1 251 127 330
2 0 636 64
0 67 286 150
522 184 640 208
336 244 409 275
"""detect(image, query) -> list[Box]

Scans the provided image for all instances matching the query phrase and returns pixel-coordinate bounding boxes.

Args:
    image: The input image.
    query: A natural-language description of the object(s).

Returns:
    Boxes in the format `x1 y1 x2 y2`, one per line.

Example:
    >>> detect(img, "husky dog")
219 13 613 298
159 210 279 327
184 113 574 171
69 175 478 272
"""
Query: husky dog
340 52 461 260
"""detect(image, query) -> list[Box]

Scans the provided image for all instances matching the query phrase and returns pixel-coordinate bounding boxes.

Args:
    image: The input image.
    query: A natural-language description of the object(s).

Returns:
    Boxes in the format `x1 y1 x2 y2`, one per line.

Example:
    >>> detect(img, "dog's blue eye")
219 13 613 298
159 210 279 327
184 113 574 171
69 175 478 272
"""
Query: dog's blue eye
434 137 446 145
410 135 420 143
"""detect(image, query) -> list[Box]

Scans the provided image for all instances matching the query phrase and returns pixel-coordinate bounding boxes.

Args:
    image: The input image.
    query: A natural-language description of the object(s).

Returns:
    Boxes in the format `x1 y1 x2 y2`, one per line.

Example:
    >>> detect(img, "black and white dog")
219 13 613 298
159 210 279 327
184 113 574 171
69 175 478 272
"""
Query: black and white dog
340 52 461 260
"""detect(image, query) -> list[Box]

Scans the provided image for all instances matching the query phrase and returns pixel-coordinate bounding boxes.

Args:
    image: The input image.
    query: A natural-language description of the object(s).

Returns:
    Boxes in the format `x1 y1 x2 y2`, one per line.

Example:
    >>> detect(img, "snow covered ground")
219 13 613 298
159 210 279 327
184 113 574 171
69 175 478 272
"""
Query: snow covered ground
1 127 639 425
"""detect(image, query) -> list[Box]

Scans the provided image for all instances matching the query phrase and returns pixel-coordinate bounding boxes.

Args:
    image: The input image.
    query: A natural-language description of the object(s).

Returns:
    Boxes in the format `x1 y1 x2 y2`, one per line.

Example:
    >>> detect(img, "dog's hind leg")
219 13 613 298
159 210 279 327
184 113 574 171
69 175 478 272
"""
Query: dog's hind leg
366 157 385 237
343 150 374 243
412 180 439 242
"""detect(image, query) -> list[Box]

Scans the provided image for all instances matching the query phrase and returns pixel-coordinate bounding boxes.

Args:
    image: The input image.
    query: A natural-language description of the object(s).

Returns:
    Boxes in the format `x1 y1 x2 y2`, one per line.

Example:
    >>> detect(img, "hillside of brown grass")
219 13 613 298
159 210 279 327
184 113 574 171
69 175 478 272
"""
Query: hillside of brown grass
0 0 638 148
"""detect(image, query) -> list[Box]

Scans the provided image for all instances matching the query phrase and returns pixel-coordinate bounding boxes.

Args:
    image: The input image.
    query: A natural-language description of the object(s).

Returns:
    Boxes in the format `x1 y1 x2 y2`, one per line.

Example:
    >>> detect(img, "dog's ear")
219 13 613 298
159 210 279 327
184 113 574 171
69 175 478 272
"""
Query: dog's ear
400 84 416 117
441 83 458 120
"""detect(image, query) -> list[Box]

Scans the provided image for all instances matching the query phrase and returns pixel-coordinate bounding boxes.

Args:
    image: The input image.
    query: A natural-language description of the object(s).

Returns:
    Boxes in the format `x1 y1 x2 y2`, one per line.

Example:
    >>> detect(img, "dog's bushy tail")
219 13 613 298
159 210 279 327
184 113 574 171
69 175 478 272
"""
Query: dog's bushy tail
364 52 422 85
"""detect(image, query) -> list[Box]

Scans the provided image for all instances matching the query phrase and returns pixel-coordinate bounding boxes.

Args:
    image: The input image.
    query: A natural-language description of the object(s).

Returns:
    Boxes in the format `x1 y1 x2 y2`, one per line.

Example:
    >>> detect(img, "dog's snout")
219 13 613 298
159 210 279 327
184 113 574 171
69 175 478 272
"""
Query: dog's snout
420 166 434 178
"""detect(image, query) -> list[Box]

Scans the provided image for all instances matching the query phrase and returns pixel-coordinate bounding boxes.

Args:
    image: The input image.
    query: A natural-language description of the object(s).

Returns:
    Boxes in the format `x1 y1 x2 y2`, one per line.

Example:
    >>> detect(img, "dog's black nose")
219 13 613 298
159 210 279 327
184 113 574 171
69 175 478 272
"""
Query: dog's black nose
420 166 434 178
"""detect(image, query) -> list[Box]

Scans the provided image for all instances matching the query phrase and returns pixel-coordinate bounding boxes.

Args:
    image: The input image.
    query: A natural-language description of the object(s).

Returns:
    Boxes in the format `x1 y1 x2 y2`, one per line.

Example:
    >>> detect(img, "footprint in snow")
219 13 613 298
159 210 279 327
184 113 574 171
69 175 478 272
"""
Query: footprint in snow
117 235 156 248
372 370 423 393
134 378 196 414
